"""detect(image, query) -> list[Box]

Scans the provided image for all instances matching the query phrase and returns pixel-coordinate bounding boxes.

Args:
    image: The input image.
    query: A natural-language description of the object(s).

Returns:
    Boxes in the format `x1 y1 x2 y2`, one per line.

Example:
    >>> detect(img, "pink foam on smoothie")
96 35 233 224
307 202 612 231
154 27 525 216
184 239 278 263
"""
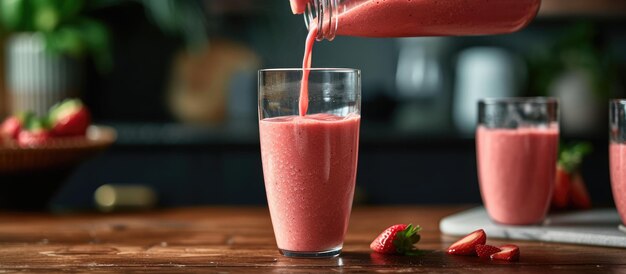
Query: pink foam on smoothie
336 0 541 37
476 126 558 225
259 113 360 252
610 143 626 225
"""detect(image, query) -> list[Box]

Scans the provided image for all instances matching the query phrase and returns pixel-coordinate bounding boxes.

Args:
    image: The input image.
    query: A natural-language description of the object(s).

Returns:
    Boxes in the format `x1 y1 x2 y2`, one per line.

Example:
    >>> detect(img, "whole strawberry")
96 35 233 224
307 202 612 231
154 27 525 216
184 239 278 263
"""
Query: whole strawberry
1 112 34 140
18 118 52 148
49 99 91 137
552 142 593 210
370 224 421 254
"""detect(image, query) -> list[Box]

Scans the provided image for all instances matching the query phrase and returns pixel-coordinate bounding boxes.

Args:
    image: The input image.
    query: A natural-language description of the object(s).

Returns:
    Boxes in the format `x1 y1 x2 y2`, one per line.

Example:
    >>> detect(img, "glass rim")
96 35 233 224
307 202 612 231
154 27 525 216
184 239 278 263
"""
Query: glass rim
479 97 558 105
258 68 360 73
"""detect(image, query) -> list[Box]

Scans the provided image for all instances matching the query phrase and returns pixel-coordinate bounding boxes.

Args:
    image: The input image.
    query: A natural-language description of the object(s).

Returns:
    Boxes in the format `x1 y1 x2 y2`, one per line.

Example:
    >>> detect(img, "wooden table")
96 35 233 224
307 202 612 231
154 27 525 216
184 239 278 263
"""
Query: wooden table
0 206 625 273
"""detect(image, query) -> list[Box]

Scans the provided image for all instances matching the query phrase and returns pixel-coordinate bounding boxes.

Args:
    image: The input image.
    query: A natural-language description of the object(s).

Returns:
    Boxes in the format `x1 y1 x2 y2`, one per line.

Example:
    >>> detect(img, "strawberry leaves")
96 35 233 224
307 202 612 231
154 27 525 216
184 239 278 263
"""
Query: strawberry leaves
558 142 592 173
391 224 421 254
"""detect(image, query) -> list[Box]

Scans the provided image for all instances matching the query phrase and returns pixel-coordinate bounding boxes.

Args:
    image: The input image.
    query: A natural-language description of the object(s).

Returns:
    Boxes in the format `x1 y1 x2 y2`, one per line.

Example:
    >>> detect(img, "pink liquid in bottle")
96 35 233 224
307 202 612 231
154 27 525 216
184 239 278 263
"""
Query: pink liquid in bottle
335 0 541 37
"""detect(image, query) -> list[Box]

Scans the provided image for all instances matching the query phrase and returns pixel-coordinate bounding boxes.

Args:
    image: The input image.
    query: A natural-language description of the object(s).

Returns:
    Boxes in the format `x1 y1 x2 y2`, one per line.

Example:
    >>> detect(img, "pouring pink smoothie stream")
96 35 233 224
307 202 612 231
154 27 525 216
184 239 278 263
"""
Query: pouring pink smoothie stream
260 0 542 257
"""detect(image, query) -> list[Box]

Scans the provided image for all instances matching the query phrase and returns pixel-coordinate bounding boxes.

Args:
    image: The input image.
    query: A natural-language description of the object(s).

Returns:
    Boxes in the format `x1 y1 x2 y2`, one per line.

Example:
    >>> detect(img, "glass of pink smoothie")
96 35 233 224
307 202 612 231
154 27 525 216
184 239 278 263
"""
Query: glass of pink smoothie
258 68 361 258
476 98 559 225
610 100 626 226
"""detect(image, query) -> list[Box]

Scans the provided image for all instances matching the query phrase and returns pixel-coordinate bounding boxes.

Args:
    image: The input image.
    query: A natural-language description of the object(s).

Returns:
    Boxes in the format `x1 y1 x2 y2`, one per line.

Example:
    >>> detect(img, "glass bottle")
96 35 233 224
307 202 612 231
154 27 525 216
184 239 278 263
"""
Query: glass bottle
303 0 542 41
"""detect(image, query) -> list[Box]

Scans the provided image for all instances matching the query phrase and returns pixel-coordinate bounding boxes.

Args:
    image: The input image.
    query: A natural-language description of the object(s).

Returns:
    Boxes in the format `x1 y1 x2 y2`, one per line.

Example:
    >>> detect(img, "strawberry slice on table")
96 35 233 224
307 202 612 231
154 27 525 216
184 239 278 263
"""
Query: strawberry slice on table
370 224 421 255
1 112 34 140
570 172 592 210
490 244 520 262
475 244 501 259
49 99 91 137
17 118 52 148
447 229 487 256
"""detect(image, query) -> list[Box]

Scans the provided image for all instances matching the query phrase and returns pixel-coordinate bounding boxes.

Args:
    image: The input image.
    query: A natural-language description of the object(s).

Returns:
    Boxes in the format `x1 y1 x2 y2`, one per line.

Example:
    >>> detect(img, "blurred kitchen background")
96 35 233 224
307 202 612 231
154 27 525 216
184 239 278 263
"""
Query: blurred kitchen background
1 0 625 211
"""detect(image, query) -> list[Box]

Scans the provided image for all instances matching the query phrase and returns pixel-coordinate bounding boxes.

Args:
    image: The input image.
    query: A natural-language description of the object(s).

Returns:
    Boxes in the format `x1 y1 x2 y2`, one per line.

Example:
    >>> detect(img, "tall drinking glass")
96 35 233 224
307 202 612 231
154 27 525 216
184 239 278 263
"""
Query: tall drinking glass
610 100 626 226
476 98 559 225
258 68 361 258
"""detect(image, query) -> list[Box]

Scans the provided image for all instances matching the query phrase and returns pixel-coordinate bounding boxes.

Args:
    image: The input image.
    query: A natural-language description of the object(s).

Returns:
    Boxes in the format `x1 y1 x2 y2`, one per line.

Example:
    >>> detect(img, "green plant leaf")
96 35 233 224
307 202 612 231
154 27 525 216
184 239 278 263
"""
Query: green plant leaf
141 0 178 34
140 0 208 50
78 18 112 72
45 26 85 57
0 0 26 31
78 18 108 51
34 5 60 32
58 0 83 20
528 22 616 99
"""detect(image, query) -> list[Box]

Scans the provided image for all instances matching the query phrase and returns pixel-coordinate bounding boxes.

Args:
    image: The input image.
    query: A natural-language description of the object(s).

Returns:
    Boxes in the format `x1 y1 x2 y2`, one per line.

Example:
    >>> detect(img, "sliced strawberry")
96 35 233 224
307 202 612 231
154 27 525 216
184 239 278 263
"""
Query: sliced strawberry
552 165 570 209
17 118 51 148
447 229 487 256
490 244 520 261
570 172 591 210
475 244 501 259
370 224 421 254
49 99 91 137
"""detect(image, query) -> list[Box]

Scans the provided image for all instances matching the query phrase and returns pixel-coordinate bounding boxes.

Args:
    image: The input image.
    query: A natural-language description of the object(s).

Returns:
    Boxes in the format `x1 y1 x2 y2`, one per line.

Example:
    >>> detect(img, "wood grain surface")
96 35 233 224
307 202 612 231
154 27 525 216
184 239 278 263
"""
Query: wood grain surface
0 206 625 273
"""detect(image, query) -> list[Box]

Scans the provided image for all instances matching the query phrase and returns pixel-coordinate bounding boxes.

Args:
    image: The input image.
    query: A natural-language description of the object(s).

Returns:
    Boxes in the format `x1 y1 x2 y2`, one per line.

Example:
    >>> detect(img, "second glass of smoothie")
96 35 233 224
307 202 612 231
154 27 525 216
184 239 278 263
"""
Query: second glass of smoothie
258 68 361 258
609 99 626 226
476 98 559 225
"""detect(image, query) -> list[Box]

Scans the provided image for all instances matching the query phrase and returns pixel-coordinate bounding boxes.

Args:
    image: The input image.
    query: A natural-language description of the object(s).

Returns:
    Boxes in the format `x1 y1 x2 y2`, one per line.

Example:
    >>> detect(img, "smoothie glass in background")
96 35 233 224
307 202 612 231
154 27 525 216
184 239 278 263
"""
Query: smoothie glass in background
258 68 361 258
609 100 626 226
476 98 559 225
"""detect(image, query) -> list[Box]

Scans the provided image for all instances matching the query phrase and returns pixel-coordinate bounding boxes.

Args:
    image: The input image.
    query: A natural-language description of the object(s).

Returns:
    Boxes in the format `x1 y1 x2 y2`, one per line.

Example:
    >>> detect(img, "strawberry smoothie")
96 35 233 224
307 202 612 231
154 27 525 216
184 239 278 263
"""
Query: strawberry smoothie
610 143 626 225
476 126 559 225
259 113 360 252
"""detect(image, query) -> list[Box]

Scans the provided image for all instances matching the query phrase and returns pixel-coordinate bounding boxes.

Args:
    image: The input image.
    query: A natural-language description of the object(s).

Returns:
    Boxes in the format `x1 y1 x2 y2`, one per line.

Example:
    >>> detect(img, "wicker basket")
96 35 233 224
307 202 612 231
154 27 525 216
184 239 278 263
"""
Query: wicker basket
0 125 116 173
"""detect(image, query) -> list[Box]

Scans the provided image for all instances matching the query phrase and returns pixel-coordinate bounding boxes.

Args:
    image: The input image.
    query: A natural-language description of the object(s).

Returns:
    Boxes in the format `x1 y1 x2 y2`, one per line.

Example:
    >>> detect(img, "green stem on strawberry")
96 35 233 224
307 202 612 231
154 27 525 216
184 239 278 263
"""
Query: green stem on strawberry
392 224 422 254
558 142 592 173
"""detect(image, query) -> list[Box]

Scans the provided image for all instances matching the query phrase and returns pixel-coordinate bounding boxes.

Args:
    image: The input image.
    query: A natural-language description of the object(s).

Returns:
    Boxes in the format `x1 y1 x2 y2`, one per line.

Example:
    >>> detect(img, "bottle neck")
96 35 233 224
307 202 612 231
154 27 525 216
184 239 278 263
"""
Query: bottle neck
304 0 340 41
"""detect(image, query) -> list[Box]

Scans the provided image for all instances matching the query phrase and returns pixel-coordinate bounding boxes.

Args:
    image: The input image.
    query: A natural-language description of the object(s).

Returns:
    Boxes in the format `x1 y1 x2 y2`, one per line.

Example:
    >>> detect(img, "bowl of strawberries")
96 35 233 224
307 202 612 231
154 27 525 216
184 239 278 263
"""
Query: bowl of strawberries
0 99 116 210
